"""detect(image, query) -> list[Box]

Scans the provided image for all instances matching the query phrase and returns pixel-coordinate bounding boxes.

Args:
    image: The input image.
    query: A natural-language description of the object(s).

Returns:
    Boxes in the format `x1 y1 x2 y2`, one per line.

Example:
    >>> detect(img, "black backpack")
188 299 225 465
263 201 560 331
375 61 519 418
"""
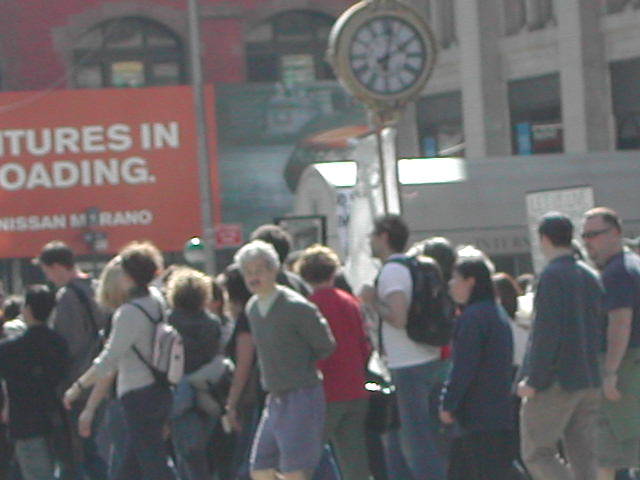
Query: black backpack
387 255 455 346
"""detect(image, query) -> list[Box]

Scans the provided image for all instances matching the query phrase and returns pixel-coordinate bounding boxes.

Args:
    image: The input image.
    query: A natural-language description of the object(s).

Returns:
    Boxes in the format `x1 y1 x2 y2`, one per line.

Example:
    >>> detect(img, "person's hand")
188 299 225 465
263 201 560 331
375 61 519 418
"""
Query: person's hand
603 373 622 402
63 383 82 410
439 410 454 424
78 409 94 438
359 285 376 305
517 381 536 399
224 407 242 433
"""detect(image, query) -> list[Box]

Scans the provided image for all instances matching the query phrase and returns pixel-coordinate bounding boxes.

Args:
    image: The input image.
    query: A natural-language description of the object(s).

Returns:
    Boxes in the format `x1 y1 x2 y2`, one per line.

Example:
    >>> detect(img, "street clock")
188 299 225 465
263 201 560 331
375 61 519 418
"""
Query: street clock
327 0 437 122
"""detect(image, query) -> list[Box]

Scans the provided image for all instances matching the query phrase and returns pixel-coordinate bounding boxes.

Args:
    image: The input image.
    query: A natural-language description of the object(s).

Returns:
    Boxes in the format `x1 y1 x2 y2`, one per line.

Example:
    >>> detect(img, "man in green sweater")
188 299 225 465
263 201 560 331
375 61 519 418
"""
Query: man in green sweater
235 240 335 480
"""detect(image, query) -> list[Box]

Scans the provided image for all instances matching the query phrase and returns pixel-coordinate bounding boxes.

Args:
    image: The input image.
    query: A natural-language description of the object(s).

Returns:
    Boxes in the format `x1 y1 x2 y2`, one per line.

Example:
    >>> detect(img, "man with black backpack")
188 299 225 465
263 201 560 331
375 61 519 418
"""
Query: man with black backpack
360 214 448 480
36 241 107 480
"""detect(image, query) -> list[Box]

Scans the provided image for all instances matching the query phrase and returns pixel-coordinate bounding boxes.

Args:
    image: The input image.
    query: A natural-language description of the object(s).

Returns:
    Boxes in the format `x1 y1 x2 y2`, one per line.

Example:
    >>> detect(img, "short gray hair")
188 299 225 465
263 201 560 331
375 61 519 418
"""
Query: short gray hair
234 240 280 272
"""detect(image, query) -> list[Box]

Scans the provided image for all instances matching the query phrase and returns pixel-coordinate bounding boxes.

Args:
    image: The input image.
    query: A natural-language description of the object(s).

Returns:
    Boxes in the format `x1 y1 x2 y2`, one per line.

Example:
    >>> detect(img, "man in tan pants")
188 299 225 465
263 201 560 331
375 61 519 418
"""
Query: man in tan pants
518 212 604 480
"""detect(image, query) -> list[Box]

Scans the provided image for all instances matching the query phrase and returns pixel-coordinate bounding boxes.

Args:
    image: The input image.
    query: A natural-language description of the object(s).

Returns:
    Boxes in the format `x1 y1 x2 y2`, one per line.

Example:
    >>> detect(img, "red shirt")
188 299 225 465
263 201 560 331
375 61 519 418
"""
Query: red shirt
311 287 371 403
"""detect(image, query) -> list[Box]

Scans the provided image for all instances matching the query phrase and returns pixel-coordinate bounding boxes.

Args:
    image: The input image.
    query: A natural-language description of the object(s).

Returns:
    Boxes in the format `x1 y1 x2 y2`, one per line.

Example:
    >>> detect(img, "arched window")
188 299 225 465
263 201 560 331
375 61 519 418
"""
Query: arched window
246 10 335 83
73 17 185 89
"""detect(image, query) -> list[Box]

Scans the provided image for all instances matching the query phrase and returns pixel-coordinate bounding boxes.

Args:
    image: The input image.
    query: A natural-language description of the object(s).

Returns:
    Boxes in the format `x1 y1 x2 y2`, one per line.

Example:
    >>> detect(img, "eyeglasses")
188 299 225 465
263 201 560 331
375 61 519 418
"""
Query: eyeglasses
581 228 612 240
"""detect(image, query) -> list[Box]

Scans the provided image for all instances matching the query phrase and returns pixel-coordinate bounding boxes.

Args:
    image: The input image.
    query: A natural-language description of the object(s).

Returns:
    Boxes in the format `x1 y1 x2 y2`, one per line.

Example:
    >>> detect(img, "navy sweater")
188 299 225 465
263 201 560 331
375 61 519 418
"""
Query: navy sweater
441 299 514 433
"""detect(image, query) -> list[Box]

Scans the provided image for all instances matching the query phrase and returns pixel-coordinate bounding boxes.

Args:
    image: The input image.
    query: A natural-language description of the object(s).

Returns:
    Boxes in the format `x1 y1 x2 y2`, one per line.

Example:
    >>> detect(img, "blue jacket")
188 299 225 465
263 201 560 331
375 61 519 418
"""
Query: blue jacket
520 254 603 391
441 299 514 433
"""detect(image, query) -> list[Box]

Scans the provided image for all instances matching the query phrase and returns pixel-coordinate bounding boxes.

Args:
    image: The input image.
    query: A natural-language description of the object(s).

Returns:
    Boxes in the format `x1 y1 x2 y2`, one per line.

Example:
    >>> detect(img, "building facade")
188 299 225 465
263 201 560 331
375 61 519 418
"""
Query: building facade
2 0 639 156
0 0 639 287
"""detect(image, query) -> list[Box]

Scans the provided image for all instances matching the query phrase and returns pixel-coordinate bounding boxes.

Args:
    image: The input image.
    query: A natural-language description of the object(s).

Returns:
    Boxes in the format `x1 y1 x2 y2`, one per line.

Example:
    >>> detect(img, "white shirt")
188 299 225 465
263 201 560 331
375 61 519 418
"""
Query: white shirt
377 255 440 369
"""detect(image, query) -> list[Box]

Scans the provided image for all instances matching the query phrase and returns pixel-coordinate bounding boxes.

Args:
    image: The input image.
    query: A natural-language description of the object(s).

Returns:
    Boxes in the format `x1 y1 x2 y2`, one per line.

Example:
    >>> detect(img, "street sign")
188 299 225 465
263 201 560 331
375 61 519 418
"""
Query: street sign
215 224 243 248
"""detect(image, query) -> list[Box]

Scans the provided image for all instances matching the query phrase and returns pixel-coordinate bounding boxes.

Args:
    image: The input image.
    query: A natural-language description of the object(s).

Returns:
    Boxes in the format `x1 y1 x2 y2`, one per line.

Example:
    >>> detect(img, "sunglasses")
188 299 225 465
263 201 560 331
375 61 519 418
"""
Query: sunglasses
581 228 612 240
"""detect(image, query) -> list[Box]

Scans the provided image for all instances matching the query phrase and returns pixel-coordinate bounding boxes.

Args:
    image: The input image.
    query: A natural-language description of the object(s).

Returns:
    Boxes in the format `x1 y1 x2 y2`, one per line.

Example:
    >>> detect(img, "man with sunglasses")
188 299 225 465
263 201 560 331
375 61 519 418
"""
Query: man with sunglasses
582 207 640 479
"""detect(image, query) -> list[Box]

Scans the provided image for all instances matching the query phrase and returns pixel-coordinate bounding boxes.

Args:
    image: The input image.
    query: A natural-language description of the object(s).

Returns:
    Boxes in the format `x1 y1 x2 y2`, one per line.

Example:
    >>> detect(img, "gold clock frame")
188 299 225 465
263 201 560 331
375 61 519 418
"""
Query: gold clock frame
327 0 438 118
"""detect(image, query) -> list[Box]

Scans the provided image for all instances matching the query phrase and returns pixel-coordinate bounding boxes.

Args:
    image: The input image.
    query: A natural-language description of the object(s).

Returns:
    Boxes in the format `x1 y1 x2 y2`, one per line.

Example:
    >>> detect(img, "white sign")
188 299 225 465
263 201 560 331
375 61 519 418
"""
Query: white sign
526 186 594 274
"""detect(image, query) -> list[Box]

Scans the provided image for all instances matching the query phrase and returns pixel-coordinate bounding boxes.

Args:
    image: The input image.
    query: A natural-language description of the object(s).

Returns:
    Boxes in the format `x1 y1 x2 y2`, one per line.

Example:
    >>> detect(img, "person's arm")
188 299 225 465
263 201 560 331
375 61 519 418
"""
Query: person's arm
296 303 336 361
600 263 635 402
360 263 411 329
376 291 409 329
64 304 142 406
440 312 483 420
517 271 563 396
78 372 116 438
225 331 256 432
603 308 633 401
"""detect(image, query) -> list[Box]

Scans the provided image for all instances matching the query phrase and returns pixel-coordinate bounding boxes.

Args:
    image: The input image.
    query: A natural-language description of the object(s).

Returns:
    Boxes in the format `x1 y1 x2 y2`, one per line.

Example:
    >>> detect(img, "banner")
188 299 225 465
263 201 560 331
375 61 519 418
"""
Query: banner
0 86 219 258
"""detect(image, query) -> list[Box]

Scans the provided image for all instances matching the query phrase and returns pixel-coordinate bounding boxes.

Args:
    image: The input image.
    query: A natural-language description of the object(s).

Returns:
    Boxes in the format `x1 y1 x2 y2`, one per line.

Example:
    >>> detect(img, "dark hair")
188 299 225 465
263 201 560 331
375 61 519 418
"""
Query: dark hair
297 244 340 285
517 273 535 293
119 241 163 288
38 241 75 268
454 256 495 305
373 214 409 253
223 264 252 306
2 295 23 321
492 272 521 319
585 207 622 233
24 285 55 323
250 224 292 263
538 212 573 247
422 237 456 282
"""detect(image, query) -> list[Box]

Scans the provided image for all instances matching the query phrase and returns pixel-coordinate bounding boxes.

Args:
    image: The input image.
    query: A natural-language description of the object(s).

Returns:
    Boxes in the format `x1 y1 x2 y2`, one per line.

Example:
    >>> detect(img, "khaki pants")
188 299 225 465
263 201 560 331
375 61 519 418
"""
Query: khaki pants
521 383 601 480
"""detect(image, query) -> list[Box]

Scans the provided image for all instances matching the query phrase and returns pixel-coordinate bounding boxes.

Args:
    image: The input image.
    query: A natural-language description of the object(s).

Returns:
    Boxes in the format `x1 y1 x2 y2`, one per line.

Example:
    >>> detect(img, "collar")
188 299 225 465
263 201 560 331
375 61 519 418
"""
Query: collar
549 253 575 264
604 250 625 268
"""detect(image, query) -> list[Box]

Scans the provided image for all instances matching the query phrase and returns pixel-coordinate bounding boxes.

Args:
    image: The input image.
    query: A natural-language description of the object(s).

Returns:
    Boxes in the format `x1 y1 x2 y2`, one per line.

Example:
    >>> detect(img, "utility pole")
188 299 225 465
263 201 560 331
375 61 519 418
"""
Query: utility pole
187 0 216 275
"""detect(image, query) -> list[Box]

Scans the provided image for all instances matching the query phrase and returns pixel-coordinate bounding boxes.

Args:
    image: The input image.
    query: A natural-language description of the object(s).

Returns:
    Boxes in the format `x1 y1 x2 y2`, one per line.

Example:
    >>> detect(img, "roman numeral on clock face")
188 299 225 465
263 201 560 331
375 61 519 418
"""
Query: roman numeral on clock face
348 16 427 95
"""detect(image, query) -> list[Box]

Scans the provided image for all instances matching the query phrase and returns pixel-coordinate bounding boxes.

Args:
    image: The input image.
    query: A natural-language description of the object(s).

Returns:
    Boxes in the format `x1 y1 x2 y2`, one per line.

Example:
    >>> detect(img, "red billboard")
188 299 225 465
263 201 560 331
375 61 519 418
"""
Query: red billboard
0 86 220 258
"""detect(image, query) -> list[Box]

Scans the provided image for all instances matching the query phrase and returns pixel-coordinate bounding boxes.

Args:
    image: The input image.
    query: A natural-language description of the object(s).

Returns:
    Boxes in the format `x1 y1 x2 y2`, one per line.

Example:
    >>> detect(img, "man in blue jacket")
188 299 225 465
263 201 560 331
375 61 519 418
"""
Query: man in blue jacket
518 212 603 480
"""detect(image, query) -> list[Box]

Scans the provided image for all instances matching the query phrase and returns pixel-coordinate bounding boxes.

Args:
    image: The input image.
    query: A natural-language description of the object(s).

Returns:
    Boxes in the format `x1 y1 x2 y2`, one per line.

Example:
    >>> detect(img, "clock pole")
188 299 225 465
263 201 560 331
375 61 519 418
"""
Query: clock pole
328 0 438 214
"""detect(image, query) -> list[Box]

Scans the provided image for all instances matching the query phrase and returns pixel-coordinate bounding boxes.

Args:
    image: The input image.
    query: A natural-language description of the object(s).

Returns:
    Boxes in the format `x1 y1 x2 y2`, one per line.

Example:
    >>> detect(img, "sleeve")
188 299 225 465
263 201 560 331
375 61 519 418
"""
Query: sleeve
520 270 563 390
295 302 336 361
92 304 145 378
602 264 634 313
377 263 411 300
235 312 251 334
441 312 484 413
0 339 18 378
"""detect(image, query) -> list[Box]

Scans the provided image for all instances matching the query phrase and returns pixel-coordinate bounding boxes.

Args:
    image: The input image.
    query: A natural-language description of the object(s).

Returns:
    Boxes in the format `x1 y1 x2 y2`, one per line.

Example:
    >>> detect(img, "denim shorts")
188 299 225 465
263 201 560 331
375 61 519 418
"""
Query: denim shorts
250 383 325 474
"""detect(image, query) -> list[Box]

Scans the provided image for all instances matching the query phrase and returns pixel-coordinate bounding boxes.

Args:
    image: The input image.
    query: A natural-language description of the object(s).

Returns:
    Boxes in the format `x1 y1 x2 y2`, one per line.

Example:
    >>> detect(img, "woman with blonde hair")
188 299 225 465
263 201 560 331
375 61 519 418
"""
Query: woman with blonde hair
79 256 127 476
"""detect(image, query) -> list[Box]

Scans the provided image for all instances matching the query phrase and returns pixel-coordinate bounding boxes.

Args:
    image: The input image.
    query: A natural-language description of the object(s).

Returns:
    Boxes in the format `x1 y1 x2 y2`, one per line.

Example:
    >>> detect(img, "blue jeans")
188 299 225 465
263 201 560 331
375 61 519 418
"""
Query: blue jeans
14 436 53 480
113 383 175 480
384 360 447 480
172 410 217 480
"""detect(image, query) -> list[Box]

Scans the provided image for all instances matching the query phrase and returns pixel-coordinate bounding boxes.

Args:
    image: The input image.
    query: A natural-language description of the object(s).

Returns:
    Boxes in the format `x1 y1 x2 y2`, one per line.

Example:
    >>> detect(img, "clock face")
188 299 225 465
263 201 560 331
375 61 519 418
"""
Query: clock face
348 16 427 96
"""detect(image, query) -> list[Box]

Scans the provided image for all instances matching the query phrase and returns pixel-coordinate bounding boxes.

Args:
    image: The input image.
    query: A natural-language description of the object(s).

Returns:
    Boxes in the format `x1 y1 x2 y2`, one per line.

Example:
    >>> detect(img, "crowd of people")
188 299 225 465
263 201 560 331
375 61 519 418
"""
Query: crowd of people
0 206 638 480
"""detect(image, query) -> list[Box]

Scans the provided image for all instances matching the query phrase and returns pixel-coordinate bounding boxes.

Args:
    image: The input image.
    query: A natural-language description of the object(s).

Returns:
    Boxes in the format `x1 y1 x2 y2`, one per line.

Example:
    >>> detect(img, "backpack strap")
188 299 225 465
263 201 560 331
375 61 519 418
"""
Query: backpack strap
128 301 162 324
128 302 162 378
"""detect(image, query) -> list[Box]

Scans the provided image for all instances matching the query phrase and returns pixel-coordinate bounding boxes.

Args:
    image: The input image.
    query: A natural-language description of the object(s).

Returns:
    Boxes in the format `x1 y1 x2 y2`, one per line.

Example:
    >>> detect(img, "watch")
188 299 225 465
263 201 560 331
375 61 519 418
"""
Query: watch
328 0 437 108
